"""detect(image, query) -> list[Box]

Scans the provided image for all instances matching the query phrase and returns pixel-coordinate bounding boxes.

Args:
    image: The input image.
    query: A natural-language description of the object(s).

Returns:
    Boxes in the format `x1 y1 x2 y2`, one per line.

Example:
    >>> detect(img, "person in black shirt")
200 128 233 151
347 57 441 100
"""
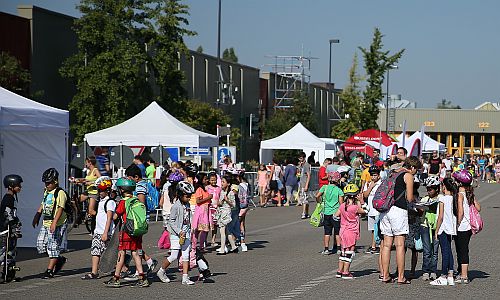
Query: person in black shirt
428 151 442 176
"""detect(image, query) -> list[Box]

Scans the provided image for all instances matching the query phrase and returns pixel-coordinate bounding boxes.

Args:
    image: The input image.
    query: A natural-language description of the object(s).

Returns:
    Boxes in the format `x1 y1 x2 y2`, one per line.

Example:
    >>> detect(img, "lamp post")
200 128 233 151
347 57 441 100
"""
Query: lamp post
385 64 398 134
328 39 340 92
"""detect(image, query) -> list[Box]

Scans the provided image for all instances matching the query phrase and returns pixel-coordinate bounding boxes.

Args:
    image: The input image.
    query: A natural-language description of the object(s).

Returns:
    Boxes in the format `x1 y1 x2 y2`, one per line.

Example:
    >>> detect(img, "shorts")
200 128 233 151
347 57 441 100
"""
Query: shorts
36 224 65 258
367 215 378 231
118 232 143 251
323 215 340 236
379 206 409 237
269 180 279 191
298 187 311 205
91 233 110 256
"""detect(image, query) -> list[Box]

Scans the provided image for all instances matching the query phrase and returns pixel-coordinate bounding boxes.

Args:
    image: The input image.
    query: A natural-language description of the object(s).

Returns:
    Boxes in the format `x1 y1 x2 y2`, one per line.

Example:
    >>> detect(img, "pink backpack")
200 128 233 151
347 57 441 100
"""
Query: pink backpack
469 203 483 234
372 170 406 213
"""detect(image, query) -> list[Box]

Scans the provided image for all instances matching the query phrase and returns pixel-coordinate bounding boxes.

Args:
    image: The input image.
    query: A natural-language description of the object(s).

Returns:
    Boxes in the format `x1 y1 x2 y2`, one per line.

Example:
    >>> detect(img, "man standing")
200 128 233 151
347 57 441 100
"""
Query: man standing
428 151 442 177
442 154 453 178
283 159 298 206
298 152 311 219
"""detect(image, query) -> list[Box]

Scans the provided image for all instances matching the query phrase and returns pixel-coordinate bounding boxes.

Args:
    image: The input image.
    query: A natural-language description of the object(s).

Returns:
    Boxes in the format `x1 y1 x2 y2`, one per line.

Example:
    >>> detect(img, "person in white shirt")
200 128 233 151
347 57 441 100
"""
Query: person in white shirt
430 178 457 286
362 166 382 254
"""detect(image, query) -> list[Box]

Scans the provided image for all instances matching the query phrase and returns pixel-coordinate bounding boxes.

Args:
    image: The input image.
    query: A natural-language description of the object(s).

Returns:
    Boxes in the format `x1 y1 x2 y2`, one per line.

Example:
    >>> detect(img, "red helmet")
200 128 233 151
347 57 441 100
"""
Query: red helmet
97 179 112 192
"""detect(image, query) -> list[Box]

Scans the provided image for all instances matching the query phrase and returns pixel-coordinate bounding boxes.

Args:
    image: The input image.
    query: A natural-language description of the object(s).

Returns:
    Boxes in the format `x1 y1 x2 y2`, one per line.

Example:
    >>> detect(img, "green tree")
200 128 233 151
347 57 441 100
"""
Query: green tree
359 28 404 130
437 99 461 109
222 47 238 63
331 53 363 140
0 51 30 97
196 45 203 53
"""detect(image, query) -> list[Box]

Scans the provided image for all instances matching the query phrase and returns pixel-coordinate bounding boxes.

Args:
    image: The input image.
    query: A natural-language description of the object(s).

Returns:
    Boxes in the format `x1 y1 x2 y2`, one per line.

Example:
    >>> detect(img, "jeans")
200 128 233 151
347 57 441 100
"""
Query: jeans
420 225 439 274
438 233 454 275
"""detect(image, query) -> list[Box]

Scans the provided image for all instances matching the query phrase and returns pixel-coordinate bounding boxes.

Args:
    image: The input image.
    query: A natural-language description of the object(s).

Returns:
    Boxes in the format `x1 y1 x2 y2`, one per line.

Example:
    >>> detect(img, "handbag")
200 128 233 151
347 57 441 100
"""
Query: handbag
157 230 171 249
414 236 423 251
309 201 325 227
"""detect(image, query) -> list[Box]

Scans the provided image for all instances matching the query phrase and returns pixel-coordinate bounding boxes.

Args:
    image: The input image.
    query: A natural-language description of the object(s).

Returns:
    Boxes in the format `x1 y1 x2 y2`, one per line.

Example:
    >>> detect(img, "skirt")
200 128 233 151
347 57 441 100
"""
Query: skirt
339 227 359 250
192 204 210 232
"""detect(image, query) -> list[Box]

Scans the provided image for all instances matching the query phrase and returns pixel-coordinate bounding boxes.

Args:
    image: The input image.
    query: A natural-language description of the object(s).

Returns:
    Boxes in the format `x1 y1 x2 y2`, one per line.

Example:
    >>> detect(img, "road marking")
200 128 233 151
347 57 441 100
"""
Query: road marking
478 189 500 203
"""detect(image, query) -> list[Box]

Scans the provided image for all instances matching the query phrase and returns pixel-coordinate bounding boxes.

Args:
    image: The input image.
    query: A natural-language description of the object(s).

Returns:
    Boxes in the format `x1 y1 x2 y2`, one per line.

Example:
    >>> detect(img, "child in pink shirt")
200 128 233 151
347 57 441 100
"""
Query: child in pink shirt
206 173 222 246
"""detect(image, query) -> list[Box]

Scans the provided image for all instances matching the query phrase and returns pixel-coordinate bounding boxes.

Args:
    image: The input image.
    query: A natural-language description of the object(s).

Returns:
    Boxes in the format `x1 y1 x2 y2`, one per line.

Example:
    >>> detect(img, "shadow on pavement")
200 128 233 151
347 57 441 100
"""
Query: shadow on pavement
469 270 490 281
247 240 269 250
352 268 378 278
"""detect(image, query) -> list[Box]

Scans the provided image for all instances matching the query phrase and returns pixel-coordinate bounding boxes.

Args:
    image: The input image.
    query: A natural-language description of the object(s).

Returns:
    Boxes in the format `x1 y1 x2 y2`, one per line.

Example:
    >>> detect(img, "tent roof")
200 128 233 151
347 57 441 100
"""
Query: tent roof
260 123 335 150
0 87 68 129
85 101 218 147
403 131 445 152
345 129 394 146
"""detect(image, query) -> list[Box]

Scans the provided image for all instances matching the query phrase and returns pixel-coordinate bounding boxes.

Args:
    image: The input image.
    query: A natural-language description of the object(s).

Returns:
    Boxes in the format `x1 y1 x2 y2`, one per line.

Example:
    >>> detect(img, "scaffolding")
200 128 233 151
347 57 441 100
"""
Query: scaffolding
265 54 317 109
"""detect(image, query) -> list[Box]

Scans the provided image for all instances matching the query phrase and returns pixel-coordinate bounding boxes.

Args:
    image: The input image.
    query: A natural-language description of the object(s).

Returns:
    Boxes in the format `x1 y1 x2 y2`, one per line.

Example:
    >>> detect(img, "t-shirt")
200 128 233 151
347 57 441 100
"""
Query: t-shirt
419 194 440 228
326 164 340 173
95 196 116 235
442 158 452 171
360 168 371 183
0 194 16 230
95 155 110 177
363 180 381 217
429 158 442 175
299 162 311 188
437 195 457 236
457 192 471 232
137 163 147 178
41 188 67 227
135 180 148 196
319 184 343 215
318 166 328 188
194 187 210 206
393 172 408 210
145 165 155 179
206 185 221 207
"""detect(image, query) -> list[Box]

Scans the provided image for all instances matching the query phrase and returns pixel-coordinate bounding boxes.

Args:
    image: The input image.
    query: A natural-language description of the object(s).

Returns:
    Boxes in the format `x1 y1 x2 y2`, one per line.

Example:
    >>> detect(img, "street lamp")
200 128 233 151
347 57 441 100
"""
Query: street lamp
328 39 340 92
385 64 398 134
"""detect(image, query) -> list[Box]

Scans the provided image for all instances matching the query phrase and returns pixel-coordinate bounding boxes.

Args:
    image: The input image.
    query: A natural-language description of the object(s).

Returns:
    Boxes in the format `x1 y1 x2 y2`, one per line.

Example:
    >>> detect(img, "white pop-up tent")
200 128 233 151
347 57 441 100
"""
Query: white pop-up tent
85 101 218 148
260 123 336 163
0 87 69 247
403 131 445 153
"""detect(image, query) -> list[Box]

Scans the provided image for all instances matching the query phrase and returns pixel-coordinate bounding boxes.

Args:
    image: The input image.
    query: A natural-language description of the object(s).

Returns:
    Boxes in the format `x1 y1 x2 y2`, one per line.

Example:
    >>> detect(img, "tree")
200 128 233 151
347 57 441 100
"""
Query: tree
222 47 238 63
437 99 461 109
196 45 203 53
359 28 404 130
331 53 363 140
0 51 30 97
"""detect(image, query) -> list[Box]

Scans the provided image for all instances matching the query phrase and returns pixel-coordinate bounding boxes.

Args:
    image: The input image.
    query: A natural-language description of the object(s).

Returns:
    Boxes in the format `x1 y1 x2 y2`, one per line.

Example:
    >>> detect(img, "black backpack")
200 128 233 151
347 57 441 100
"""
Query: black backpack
52 187 73 217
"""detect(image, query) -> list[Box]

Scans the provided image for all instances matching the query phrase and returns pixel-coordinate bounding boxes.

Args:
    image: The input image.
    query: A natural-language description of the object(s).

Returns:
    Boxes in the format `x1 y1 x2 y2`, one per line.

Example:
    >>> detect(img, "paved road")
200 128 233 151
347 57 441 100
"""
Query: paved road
2 184 500 299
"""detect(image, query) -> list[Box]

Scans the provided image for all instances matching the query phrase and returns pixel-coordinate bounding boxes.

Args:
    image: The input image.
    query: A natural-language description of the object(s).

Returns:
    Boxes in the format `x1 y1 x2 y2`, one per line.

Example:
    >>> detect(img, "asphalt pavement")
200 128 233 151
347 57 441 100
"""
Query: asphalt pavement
2 183 500 299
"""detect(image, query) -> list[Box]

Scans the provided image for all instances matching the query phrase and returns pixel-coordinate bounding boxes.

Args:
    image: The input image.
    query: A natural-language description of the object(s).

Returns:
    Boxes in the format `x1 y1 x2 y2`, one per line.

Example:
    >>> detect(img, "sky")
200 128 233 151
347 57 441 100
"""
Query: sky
2 0 500 109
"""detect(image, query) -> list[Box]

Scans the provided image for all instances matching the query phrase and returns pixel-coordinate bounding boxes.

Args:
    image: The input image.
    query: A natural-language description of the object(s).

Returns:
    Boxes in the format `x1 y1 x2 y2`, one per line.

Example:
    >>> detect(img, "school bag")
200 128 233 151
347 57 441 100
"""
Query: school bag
309 201 324 227
46 188 74 219
372 170 406 213
123 196 148 237
469 203 483 234
145 181 160 212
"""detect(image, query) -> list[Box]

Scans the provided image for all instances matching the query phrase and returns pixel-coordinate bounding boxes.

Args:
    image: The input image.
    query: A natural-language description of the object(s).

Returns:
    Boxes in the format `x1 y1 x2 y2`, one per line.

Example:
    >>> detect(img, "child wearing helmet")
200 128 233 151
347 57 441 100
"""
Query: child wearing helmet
1 175 23 282
82 177 115 280
105 178 149 287
156 181 196 285
334 183 365 279
315 171 344 255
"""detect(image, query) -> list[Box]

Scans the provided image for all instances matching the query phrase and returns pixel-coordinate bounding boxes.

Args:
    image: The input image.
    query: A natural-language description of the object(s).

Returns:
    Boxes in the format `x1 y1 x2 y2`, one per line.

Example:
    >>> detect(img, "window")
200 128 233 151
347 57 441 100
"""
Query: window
464 134 471 147
484 134 492 148
440 133 449 145
473 134 481 148
496 134 500 148
428 133 438 141
451 133 460 148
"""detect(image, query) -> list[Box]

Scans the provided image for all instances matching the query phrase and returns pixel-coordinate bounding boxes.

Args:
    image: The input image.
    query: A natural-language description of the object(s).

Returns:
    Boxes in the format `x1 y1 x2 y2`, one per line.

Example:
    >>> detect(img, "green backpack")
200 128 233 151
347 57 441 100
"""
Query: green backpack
123 196 148 237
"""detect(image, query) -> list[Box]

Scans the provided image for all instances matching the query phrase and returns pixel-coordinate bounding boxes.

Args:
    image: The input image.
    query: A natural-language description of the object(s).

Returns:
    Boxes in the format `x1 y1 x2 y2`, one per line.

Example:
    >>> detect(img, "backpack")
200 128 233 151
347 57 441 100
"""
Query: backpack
372 170 406 213
46 188 73 220
123 196 148 237
145 181 159 212
469 203 483 234
353 169 363 187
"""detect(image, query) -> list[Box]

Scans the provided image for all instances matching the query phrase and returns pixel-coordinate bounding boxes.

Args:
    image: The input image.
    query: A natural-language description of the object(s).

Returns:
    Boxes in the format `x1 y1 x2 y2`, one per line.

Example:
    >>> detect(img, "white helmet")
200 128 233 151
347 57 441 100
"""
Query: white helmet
176 181 195 195
424 176 440 187
95 176 111 185
337 166 351 173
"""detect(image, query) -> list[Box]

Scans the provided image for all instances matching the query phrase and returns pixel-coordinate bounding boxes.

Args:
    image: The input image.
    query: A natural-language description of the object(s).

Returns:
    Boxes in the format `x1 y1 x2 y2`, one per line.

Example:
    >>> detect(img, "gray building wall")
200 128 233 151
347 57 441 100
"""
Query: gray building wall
17 5 77 110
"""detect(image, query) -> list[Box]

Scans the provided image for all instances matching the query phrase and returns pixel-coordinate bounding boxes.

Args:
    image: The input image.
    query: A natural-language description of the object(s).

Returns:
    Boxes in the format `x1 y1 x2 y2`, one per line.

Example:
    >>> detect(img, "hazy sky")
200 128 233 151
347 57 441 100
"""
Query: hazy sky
2 0 500 108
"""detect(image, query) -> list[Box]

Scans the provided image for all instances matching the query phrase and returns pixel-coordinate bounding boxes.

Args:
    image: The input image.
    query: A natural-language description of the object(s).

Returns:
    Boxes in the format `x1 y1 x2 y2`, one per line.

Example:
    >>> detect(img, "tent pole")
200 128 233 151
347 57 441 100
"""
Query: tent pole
120 142 123 168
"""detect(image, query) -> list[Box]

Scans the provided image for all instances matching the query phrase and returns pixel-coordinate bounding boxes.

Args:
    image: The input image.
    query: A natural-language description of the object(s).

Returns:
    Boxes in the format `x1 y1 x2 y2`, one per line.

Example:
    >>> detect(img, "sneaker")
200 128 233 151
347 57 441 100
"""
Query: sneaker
216 246 228 253
182 278 195 285
365 247 376 254
336 271 342 278
104 276 122 288
430 273 437 280
321 249 331 255
301 214 307 219
447 276 455 286
342 272 354 280
455 276 469 284
430 276 448 286
372 247 380 254
157 269 170 283
131 278 150 287
53 256 67 274
422 273 430 281
240 243 248 252
147 259 158 275
81 273 99 280
336 249 342 255
123 273 139 281
41 269 54 279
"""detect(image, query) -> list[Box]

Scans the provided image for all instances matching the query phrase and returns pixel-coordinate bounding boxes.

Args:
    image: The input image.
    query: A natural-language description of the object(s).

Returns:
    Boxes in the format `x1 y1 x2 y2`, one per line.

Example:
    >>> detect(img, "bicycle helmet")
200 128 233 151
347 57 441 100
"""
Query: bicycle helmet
115 178 136 192
337 166 351 174
42 168 59 183
424 176 440 187
343 183 360 196
3 174 23 189
327 171 341 182
176 181 195 196
452 169 472 186
96 177 112 192
368 166 380 175
185 165 199 177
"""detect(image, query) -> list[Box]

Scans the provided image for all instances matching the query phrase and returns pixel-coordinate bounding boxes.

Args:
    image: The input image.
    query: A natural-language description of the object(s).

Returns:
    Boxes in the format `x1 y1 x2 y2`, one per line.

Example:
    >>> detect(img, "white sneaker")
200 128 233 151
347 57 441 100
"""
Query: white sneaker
157 269 170 283
216 246 228 253
182 278 195 285
430 276 448 286
422 273 430 281
430 273 437 280
240 243 248 252
447 276 455 286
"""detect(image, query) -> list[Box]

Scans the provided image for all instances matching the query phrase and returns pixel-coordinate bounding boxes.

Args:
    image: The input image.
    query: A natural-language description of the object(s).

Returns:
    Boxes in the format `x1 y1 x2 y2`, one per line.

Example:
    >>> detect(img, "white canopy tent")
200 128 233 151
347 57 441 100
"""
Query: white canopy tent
85 101 218 148
399 131 445 153
259 123 336 163
0 87 69 247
